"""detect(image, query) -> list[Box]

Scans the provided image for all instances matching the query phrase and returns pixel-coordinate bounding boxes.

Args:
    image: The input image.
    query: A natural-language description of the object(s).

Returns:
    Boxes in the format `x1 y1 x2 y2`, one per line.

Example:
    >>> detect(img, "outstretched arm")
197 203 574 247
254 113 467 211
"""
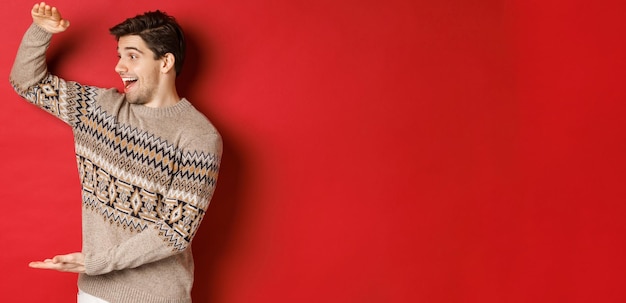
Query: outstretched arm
10 2 70 92
31 2 70 34
11 2 96 127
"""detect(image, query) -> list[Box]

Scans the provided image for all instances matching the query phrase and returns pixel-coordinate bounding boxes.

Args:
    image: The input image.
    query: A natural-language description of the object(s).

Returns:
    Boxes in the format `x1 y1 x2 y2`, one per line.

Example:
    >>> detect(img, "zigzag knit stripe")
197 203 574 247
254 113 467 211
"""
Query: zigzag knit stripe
79 154 207 249
11 74 94 127
24 73 219 251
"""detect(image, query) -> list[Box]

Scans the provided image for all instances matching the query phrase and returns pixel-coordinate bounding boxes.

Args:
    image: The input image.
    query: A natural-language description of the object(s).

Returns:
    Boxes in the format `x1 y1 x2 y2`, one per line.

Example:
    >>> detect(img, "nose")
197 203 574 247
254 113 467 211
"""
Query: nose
115 59 126 74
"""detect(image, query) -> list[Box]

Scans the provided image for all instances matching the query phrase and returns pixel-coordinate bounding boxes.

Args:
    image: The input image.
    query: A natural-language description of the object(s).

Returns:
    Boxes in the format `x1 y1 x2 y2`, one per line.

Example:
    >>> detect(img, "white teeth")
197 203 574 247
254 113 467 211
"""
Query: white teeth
122 77 138 89
121 77 138 90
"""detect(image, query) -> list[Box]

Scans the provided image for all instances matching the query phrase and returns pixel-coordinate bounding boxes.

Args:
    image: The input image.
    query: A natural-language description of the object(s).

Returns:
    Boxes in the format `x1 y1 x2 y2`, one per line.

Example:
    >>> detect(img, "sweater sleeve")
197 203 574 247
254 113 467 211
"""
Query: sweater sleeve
84 133 222 275
10 23 97 128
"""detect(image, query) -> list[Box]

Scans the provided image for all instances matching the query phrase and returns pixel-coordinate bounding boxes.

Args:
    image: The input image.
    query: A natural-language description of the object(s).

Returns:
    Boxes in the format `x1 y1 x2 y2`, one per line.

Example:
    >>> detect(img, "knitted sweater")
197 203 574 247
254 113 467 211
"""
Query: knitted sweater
10 24 222 303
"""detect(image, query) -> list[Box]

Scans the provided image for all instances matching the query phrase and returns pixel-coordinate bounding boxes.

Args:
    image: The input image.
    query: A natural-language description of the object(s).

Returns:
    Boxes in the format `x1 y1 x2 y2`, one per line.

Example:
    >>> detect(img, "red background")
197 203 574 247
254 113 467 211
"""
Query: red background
1 0 626 302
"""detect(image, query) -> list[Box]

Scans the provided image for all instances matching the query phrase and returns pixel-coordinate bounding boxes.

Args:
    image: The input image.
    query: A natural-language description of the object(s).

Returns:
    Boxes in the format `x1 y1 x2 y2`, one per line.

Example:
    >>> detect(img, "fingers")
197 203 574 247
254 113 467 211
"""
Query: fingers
32 2 55 17
53 253 81 263
32 3 40 16
32 2 48 17
29 260 85 272
29 252 85 273
31 2 70 33
32 2 63 20
29 260 56 269
52 7 70 28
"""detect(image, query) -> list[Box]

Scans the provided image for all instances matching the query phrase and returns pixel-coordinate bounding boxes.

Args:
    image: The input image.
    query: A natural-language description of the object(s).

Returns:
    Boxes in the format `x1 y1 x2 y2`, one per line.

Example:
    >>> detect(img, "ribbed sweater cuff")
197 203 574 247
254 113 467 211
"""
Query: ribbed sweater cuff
84 252 108 275
27 23 53 42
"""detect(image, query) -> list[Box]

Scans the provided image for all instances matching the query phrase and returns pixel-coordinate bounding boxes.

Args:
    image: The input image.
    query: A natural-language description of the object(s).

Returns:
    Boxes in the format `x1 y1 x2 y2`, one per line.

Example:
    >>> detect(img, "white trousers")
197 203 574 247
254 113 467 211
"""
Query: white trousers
77 290 109 303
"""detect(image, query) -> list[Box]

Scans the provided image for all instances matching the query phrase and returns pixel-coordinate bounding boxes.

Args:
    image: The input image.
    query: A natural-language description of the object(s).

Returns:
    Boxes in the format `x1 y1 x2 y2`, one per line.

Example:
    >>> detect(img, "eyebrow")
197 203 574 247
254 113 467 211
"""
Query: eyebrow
117 46 145 54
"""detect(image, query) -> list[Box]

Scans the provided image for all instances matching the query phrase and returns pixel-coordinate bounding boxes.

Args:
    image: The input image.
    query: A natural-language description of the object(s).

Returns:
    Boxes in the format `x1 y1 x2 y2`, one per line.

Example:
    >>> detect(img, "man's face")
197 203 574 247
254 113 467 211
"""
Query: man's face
115 35 162 105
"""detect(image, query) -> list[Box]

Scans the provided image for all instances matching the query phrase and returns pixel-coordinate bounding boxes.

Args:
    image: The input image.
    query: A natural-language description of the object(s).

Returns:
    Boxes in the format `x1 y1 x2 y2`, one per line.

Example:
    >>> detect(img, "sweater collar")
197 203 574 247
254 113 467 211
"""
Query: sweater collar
130 98 193 118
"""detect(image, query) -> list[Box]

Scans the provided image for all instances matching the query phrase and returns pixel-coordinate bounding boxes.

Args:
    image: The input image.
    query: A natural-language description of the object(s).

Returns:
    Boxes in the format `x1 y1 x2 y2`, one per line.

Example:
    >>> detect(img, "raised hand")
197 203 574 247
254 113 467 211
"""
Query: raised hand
31 2 70 34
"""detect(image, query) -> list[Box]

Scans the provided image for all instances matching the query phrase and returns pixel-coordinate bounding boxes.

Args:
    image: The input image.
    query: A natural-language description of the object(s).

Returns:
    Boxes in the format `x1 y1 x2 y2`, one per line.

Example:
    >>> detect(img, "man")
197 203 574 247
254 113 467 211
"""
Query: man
10 2 222 302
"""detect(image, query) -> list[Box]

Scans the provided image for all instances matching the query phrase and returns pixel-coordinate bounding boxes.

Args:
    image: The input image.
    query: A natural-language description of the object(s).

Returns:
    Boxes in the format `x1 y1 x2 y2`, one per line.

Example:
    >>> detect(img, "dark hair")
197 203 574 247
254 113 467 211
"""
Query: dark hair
109 10 186 76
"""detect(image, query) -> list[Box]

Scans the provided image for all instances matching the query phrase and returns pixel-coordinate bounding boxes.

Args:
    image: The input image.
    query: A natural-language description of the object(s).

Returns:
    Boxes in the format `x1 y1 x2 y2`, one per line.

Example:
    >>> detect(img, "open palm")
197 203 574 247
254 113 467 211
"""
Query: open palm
31 2 70 34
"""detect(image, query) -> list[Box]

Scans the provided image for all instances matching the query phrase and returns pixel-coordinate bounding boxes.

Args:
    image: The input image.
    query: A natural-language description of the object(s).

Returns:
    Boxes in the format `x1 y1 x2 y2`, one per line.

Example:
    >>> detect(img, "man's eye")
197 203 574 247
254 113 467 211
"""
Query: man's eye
130 54 138 59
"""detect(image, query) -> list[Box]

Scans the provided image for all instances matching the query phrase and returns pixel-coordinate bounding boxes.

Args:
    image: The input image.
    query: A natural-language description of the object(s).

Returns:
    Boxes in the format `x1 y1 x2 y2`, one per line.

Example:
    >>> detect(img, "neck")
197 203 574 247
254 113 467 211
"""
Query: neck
146 92 180 108
145 80 180 108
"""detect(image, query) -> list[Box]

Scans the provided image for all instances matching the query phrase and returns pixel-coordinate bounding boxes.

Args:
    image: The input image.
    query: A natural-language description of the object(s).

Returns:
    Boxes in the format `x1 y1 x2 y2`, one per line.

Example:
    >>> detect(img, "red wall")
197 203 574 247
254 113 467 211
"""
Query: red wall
1 0 626 302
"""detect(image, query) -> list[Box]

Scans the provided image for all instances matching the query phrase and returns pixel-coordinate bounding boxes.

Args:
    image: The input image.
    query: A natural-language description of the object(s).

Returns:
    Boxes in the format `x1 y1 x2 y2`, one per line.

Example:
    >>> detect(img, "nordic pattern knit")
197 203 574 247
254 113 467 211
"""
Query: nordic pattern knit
10 24 222 303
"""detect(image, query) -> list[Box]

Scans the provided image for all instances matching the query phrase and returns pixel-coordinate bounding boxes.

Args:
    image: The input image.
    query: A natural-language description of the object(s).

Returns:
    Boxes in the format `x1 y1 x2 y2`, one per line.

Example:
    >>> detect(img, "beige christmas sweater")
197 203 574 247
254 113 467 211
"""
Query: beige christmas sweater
10 24 222 303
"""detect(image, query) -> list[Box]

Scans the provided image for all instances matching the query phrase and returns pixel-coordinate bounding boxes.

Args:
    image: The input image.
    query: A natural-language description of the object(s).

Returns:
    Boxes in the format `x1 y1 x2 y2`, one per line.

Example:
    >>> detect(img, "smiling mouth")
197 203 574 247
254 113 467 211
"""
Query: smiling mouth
122 77 138 91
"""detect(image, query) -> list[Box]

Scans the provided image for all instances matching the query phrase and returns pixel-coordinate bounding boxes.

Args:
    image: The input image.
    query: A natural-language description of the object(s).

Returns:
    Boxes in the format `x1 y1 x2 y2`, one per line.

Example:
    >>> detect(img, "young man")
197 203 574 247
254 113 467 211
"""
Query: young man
10 2 222 302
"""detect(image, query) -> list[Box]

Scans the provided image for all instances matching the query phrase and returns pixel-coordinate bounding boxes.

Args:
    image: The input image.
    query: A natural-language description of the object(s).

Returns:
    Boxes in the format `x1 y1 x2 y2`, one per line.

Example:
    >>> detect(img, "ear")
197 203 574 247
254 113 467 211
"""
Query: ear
160 53 176 74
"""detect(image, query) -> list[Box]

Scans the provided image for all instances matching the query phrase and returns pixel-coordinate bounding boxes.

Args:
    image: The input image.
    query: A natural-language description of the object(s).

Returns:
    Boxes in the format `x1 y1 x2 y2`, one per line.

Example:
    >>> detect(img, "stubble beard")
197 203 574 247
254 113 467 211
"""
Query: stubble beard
126 88 154 105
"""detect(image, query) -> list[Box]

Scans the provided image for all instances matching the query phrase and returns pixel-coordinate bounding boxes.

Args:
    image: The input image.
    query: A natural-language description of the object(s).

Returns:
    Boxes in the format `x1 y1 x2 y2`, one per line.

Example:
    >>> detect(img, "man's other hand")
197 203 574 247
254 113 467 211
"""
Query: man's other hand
29 252 85 273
